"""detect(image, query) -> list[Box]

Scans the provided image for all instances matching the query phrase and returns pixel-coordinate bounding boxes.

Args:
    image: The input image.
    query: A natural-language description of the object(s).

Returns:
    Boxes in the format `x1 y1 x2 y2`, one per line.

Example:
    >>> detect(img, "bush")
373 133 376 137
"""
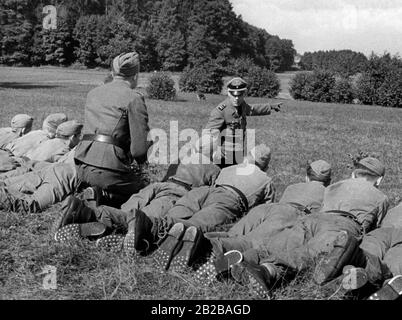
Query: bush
377 69 402 108
330 78 355 104
146 72 176 101
244 66 280 98
290 70 336 102
289 72 313 100
179 63 224 94
355 53 402 105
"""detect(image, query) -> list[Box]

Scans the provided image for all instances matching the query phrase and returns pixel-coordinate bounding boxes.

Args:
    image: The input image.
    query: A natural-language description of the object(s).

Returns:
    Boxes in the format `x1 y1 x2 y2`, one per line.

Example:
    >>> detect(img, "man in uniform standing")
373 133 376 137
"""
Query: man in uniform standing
204 77 282 167
74 51 152 208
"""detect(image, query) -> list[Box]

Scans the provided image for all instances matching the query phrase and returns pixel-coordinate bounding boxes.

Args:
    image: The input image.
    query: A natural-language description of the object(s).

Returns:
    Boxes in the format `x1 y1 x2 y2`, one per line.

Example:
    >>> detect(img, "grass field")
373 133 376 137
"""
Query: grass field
1 66 402 300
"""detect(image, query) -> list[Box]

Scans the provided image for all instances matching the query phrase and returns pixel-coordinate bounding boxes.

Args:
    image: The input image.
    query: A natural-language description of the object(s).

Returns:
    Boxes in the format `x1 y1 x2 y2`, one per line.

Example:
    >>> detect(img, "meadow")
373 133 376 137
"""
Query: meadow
1 66 402 300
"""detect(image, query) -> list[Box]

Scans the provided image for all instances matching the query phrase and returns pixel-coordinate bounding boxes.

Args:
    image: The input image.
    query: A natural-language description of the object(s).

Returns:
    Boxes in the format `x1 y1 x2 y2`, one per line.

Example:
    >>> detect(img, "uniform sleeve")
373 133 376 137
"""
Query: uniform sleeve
248 103 272 116
208 165 222 186
261 180 276 204
128 95 151 164
376 197 390 228
204 107 225 132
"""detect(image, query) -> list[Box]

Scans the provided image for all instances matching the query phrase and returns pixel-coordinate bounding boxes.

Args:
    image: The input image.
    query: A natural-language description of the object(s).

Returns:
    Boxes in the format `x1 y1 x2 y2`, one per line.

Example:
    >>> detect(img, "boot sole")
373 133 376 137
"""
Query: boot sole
169 226 198 272
341 267 368 290
195 250 243 284
369 275 402 300
96 234 124 252
54 222 106 242
248 272 271 299
124 232 136 256
154 223 185 271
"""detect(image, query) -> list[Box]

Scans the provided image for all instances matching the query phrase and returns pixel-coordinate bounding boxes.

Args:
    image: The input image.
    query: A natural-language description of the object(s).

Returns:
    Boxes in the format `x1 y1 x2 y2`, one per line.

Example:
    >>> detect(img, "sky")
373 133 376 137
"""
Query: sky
230 0 402 56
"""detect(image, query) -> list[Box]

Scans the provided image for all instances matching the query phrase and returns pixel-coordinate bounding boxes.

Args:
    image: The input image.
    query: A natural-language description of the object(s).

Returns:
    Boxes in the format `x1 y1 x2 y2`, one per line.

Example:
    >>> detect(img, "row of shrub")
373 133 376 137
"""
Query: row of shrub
289 70 355 104
147 61 281 100
289 53 402 108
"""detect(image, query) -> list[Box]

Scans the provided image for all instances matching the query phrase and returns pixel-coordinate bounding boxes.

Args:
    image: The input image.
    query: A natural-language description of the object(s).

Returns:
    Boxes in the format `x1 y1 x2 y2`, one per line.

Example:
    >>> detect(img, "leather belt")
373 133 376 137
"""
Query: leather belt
82 134 128 150
217 184 249 213
167 177 192 191
324 210 363 234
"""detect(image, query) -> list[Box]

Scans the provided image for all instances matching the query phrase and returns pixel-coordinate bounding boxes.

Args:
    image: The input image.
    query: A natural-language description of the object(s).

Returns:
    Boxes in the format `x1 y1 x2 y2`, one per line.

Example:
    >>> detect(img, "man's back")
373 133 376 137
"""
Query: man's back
382 202 402 228
279 181 326 211
0 131 19 149
74 79 150 172
25 138 70 162
321 178 389 229
215 163 274 206
173 162 221 189
6 130 48 157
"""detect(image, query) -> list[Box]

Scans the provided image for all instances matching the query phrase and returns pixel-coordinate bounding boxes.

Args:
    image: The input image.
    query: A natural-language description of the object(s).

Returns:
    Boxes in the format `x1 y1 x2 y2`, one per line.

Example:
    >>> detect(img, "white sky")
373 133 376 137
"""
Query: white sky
230 0 402 56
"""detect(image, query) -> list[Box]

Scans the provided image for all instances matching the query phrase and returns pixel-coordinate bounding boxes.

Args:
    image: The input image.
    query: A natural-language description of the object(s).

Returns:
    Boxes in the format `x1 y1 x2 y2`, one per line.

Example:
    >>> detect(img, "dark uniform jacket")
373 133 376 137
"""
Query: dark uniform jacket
74 79 150 172
204 98 273 162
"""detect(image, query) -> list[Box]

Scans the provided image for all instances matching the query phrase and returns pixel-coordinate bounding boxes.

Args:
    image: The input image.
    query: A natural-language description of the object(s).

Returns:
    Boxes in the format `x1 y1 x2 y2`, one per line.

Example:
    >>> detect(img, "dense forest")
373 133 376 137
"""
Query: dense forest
0 0 296 72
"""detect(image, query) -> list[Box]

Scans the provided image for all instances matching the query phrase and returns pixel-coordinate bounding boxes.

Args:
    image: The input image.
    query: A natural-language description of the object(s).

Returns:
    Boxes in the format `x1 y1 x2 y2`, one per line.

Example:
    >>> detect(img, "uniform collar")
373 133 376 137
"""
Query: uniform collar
111 78 132 88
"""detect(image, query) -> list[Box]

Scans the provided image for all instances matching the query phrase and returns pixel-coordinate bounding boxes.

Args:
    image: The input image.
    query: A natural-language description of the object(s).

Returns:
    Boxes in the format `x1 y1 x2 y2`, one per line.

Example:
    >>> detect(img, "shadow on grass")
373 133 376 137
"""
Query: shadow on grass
0 82 60 90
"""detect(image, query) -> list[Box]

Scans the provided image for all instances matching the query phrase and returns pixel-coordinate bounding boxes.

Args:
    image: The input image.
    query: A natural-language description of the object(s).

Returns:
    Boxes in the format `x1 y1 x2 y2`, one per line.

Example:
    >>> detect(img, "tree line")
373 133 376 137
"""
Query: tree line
299 50 368 77
0 0 296 72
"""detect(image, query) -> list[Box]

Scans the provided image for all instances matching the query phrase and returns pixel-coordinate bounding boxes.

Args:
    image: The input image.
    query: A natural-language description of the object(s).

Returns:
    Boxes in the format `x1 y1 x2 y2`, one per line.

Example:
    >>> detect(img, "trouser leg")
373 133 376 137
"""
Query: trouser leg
166 186 211 220
76 163 149 207
185 188 242 232
95 205 129 232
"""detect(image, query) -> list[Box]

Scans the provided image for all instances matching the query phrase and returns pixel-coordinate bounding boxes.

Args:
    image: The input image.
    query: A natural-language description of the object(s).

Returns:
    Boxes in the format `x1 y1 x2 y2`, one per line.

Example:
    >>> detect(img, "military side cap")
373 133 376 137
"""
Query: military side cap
358 157 385 177
227 77 248 92
112 52 140 77
310 159 331 180
43 113 68 133
56 120 83 137
11 114 33 129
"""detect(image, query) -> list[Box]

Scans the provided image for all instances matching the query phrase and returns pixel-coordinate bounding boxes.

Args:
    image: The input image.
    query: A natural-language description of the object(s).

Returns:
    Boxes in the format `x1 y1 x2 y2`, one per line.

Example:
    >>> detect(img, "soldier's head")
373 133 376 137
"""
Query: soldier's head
11 114 34 136
352 156 385 187
111 51 140 89
227 77 247 107
56 120 83 148
245 144 271 172
42 113 68 138
306 160 332 187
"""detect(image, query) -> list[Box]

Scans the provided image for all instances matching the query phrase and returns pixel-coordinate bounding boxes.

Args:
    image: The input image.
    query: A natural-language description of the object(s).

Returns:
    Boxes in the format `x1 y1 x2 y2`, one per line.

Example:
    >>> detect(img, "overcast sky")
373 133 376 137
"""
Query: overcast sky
231 0 402 56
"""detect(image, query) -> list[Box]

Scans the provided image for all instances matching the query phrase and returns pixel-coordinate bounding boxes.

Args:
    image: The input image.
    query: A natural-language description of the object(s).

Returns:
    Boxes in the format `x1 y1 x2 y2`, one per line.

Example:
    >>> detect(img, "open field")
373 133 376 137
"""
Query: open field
1 66 402 300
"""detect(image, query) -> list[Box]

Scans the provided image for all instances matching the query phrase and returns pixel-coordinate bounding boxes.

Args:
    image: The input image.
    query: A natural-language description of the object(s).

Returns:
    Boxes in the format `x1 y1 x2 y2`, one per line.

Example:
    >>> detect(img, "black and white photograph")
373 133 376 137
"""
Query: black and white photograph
1 0 402 307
